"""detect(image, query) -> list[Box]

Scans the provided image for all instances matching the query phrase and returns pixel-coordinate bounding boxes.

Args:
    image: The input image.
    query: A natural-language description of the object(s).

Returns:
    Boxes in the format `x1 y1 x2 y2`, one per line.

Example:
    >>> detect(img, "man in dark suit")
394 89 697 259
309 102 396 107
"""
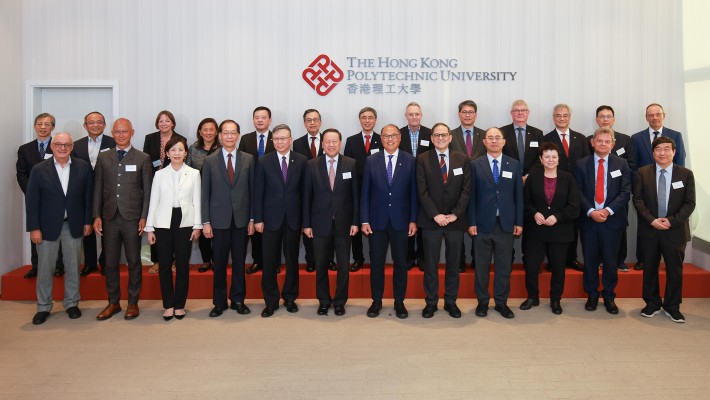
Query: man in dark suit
202 119 255 318
633 137 695 323
303 129 359 316
575 127 631 315
93 118 153 321
631 103 686 271
25 132 93 325
343 106 382 272
71 111 116 276
253 124 307 317
16 113 64 278
501 99 544 181
417 123 470 319
543 104 590 271
361 124 418 319
239 106 274 275
469 127 523 319
590 105 635 272
398 102 432 270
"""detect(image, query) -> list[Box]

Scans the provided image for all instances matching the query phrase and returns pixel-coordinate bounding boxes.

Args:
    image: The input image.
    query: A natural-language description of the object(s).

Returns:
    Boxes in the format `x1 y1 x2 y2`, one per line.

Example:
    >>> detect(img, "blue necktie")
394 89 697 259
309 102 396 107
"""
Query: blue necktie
117 149 126 161
493 159 500 184
39 142 46 160
258 134 265 158
387 154 393 186
658 169 667 217
516 128 525 171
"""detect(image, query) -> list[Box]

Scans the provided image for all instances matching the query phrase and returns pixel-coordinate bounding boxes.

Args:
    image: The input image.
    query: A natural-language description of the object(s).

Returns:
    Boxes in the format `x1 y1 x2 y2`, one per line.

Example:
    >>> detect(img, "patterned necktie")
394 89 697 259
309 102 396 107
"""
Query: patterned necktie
440 154 447 184
658 169 667 217
493 159 500 184
653 131 660 142
387 154 394 186
516 128 525 170
465 130 473 158
595 159 605 205
258 134 265 158
117 149 126 162
39 142 46 159
410 130 418 155
560 133 569 157
365 135 371 153
281 156 288 183
227 153 235 184
328 158 336 189
310 136 317 159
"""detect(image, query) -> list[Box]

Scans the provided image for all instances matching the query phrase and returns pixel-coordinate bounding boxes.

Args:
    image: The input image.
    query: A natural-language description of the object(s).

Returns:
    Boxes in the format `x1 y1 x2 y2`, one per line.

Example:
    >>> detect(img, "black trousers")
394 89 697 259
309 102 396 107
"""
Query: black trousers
524 238 567 300
197 234 213 264
370 223 409 302
83 231 105 268
261 220 300 307
154 208 192 309
248 232 263 264
212 220 247 307
421 228 463 305
313 221 351 307
350 230 368 263
642 233 685 311
407 230 423 262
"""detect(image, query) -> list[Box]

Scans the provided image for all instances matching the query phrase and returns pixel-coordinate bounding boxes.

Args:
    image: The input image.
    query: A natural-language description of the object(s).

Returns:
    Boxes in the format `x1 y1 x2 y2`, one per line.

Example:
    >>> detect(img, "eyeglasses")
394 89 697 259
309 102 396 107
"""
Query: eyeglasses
360 116 376 121
646 113 663 118
553 114 570 118
485 136 504 141
52 143 73 149
512 109 529 113
305 118 321 123
86 121 105 126
460 110 476 115
35 122 53 127
432 133 450 138
381 134 400 140
272 137 290 142
597 115 614 120
220 132 239 137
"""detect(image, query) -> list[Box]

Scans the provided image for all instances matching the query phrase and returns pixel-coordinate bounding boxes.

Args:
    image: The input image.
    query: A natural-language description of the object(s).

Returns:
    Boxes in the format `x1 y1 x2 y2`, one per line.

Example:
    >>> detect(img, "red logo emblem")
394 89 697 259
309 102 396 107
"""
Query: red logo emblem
302 54 344 96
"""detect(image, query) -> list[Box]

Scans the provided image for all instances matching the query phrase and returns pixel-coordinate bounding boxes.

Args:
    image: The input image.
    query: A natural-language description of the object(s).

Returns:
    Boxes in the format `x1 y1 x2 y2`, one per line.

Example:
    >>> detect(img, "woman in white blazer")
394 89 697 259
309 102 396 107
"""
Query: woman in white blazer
145 136 202 320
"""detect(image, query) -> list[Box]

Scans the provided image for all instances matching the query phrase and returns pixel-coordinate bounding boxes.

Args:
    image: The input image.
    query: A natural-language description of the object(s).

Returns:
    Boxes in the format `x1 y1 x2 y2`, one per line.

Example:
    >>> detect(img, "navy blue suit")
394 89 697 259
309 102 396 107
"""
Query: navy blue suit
631 128 685 171
361 150 418 303
574 154 631 300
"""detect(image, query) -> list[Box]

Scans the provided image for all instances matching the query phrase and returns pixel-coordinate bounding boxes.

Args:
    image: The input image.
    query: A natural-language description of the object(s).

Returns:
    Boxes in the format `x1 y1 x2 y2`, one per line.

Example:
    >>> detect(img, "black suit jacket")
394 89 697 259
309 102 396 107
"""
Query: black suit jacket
143 131 187 171
344 132 383 184
292 133 324 160
523 169 579 242
586 131 635 172
72 135 116 169
16 138 54 194
238 130 275 160
416 149 470 231
253 151 307 231
501 123 545 175
449 126 486 160
543 129 590 173
398 125 433 156
25 157 93 241
633 164 695 243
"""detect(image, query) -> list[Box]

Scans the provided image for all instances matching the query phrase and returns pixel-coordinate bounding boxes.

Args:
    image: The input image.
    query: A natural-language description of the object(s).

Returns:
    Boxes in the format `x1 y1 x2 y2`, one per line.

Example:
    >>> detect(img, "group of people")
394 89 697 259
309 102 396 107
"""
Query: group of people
18 100 695 325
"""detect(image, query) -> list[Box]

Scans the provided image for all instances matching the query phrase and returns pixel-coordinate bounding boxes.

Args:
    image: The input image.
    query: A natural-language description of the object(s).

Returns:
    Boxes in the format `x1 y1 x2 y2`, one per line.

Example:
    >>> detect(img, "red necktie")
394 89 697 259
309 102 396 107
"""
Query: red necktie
595 159 605 205
310 136 317 159
365 135 371 153
440 154 447 184
227 153 235 185
561 133 569 157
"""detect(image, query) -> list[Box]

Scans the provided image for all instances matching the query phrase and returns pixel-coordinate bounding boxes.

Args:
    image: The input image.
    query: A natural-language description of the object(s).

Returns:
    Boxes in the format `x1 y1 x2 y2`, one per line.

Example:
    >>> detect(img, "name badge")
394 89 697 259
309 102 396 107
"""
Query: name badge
342 172 352 179
420 140 430 147
453 168 463 176
44 154 53 159
610 170 621 178
616 148 626 156
125 165 137 172
370 148 380 154
152 159 162 168
672 181 684 189
502 171 513 179
100 148 110 153
529 141 539 148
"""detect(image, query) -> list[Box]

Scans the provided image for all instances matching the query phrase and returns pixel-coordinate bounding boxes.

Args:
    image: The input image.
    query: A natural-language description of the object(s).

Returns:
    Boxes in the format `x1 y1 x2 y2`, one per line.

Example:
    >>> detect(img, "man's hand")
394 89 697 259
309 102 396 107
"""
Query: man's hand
83 224 93 237
434 214 448 227
513 225 523 236
138 218 146 236
408 223 417 237
254 222 264 234
468 226 478 236
350 225 359 236
93 218 103 236
247 221 255 236
30 229 42 244
445 214 458 223
651 218 670 230
303 228 313 239
361 223 372 236
203 223 213 238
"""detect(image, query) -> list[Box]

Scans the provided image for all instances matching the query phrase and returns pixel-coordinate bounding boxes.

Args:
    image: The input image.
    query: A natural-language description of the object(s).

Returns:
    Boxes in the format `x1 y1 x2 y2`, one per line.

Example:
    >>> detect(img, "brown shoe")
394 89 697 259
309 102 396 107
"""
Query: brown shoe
124 304 140 320
148 263 159 274
96 303 122 321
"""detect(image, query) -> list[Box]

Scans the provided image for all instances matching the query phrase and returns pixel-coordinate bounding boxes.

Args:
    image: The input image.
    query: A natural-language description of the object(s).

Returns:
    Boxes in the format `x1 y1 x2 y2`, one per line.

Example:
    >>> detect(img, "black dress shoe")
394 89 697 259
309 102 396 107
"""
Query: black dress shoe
54 267 65 277
475 303 489 317
494 303 515 319
198 263 212 273
284 299 298 313
230 302 251 315
317 304 330 315
261 305 278 317
209 306 224 318
305 263 316 273
24 267 38 279
80 265 98 276
585 297 599 311
394 301 408 319
407 259 416 270
634 261 644 271
422 304 437 318
567 259 584 271
366 301 382 318
550 300 563 315
65 306 82 319
349 260 363 272
603 299 619 315
519 298 540 310
458 262 465 273
245 263 261 274
334 305 346 316
32 311 50 325
328 260 337 271
444 302 462 318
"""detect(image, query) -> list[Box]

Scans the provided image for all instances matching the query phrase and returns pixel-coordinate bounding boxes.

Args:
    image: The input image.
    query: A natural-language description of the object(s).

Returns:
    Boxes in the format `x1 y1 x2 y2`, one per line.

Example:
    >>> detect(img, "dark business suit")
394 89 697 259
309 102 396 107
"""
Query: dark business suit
501 123 545 176
72 134 116 270
522 169 579 300
469 155 523 306
93 147 153 305
399 125 432 263
361 150 418 303
303 155 359 307
631 128 685 171
574 154 631 300
293 133 324 266
416 150 470 305
202 149 255 308
253 151 307 308
633 164 695 312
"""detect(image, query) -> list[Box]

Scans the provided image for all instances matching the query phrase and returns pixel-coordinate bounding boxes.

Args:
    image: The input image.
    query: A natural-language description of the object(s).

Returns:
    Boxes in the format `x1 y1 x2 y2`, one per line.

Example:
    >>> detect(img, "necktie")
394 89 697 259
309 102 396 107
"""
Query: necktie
328 159 336 189
117 149 126 162
310 136 317 159
516 128 525 170
365 135 371 153
493 159 500 184
258 134 265 158
465 130 473 158
39 142 46 159
439 154 447 184
281 156 288 183
653 131 660 142
595 159 605 205
227 153 235 185
387 154 394 186
658 169 667 217
560 133 569 157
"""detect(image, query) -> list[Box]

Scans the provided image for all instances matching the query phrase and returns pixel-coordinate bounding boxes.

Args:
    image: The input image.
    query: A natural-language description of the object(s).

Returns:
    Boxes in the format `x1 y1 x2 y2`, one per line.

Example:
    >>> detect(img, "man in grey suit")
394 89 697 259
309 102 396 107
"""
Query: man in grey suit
202 119 255 318
93 118 153 321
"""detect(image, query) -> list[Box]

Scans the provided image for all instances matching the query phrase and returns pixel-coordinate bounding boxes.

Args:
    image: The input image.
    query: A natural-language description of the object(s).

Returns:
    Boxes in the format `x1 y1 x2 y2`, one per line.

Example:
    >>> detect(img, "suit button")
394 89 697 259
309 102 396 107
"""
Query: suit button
117 184 120 186
117 194 120 197
118 174 121 176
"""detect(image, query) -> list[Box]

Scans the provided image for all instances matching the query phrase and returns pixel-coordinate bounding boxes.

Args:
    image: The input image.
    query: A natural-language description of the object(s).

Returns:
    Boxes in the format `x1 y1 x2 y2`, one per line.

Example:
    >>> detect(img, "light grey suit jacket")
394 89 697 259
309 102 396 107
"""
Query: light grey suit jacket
449 126 486 161
201 149 254 229
93 147 153 221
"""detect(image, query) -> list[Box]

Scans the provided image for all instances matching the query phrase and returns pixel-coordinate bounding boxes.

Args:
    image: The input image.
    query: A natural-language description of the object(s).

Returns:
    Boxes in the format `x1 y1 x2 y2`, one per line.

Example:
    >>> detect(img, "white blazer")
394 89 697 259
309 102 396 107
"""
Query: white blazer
145 164 202 230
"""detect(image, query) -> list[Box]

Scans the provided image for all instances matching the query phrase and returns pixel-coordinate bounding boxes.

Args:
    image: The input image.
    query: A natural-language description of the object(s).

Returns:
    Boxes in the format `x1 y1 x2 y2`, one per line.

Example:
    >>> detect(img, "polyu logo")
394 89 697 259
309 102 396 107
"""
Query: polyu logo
302 54 343 96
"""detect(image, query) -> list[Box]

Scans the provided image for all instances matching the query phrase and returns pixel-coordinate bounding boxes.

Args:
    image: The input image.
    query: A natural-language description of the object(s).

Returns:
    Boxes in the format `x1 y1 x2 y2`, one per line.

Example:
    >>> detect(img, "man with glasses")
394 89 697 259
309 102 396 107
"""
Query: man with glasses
501 100 544 183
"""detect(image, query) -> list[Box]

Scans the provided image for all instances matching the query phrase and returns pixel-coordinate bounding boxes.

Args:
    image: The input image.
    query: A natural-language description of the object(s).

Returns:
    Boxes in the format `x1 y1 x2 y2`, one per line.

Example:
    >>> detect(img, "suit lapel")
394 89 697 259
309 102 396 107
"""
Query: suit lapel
389 153 403 186
642 133 653 162
46 159 65 195
217 150 231 185
65 157 79 198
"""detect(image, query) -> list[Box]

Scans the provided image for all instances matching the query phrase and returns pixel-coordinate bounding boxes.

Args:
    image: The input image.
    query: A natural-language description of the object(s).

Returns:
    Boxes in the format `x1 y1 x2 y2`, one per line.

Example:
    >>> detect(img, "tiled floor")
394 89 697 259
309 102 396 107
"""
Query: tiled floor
1 298 709 399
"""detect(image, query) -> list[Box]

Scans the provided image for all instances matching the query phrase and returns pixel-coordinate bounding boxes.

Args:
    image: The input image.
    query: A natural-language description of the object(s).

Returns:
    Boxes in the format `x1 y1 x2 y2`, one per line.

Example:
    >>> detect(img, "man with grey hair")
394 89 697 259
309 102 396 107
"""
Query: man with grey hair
501 99 544 182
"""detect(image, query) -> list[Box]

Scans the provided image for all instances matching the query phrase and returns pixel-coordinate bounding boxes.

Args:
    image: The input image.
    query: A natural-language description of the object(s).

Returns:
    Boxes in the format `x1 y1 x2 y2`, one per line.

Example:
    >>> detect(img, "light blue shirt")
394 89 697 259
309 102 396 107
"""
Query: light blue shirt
408 127 419 154
222 148 237 167
656 163 673 213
